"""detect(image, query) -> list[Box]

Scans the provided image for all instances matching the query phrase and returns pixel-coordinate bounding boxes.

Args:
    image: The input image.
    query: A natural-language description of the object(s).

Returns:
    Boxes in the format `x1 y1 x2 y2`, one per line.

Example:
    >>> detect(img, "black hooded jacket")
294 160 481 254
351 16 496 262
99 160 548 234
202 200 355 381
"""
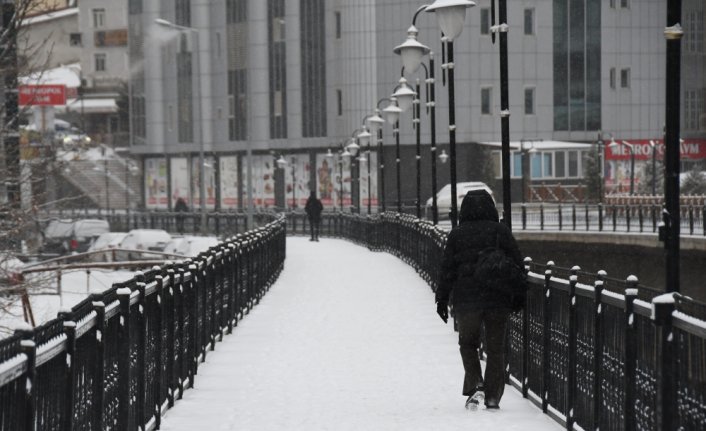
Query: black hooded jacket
305 192 323 221
435 189 524 311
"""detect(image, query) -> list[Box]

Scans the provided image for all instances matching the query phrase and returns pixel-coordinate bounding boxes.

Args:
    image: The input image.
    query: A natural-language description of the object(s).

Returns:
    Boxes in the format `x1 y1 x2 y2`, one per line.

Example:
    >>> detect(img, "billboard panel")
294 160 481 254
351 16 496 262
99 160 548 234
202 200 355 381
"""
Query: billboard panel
220 156 240 209
170 157 189 209
145 158 168 209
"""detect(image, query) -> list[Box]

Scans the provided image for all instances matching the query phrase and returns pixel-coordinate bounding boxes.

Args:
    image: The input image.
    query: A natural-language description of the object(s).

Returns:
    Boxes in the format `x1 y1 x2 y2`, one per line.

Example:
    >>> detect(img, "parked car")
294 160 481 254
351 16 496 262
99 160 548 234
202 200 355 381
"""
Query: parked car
162 236 187 257
425 182 495 221
87 232 128 262
117 229 172 260
42 219 110 255
174 236 220 257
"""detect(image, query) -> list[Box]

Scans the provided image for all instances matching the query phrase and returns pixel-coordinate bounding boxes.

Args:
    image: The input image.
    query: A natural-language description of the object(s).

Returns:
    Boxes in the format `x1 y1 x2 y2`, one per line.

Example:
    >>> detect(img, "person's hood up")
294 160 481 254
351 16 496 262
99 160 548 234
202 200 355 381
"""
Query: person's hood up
458 189 498 223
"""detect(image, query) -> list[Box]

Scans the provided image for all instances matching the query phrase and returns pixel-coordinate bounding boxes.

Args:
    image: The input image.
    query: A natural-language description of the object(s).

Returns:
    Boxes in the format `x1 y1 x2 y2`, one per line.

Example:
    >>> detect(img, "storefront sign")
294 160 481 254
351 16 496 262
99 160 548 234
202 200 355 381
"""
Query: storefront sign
604 139 706 161
18 85 66 106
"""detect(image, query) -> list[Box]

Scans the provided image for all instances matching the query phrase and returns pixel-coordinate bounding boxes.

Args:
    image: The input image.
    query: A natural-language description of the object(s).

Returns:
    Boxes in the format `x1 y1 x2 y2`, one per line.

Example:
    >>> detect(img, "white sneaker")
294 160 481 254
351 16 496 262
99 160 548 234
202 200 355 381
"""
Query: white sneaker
465 389 485 411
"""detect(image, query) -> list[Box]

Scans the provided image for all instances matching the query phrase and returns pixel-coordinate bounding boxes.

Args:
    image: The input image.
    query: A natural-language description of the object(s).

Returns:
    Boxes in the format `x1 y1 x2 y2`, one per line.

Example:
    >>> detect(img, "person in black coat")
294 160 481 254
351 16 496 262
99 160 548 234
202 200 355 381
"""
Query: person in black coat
304 191 323 241
435 189 526 410
174 198 189 234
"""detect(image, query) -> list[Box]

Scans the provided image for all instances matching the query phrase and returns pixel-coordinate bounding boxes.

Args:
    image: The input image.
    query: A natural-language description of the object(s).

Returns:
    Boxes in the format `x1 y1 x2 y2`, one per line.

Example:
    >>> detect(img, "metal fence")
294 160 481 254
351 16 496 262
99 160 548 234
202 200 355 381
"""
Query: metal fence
38 202 706 237
0 215 286 431
513 203 706 235
322 211 706 431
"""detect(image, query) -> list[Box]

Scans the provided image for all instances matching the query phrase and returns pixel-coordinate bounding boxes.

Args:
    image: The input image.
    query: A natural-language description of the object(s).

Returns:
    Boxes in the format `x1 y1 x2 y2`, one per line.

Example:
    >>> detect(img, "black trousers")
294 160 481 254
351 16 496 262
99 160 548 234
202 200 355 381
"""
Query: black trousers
455 308 510 405
308 218 320 239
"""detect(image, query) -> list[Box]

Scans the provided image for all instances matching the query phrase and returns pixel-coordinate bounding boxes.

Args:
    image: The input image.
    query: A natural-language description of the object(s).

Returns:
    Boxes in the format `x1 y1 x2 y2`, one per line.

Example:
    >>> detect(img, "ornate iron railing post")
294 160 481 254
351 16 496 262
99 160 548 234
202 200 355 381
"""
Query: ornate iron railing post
17 327 36 431
92 299 106 430
541 261 553 413
58 311 76 431
652 292 677 430
116 286 132 430
592 270 606 428
623 276 639 431
566 266 579 430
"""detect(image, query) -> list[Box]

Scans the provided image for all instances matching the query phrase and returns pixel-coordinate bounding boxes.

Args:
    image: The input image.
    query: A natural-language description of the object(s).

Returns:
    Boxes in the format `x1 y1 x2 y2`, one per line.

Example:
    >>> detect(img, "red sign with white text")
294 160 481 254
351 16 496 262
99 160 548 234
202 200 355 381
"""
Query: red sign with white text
18 85 67 106
604 139 706 161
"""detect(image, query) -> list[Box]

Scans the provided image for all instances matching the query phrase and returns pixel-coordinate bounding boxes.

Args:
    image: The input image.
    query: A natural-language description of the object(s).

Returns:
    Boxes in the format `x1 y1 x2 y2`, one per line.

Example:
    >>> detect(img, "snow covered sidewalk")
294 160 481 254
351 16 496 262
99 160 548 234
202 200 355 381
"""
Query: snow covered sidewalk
159 237 560 431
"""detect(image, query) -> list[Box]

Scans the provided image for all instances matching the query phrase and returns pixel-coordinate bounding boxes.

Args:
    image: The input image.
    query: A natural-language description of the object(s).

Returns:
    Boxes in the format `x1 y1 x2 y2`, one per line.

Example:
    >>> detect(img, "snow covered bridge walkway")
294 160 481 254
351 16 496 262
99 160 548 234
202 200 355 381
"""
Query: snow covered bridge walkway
159 237 559 430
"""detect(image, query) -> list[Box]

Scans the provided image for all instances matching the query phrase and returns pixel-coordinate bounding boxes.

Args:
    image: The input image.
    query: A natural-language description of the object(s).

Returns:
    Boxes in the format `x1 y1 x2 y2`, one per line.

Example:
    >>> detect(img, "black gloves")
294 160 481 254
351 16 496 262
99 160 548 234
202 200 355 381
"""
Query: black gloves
436 302 448 324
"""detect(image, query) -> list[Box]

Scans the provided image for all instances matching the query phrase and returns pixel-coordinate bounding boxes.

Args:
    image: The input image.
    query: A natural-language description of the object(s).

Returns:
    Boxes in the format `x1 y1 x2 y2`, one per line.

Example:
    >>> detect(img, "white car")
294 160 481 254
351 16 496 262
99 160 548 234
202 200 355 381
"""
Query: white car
87 232 128 261
117 229 172 260
425 182 495 221
174 236 220 257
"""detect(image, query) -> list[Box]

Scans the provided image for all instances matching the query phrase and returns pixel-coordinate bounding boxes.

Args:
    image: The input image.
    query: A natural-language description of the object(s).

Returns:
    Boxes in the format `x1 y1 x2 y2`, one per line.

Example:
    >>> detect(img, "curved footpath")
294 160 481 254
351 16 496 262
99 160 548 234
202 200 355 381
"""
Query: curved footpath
159 237 560 431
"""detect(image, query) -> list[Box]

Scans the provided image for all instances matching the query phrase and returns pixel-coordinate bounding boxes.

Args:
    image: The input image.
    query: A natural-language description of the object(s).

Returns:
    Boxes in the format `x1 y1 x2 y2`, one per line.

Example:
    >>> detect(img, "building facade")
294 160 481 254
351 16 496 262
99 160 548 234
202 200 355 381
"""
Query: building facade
128 0 706 210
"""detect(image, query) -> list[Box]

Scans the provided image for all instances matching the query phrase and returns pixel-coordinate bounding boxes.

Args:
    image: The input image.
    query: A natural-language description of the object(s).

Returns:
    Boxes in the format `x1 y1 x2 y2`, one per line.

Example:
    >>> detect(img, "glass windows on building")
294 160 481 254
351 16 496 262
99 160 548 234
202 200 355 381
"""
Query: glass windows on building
684 90 704 131
227 0 248 141
480 8 490 35
177 36 194 143
337 90 343 117
92 8 105 28
228 70 247 141
226 0 247 24
481 87 492 115
268 0 287 139
128 3 145 142
684 10 703 53
335 11 341 39
553 0 601 132
94 53 106 72
175 0 191 27
620 68 631 88
524 9 535 36
301 0 327 138
496 150 588 179
524 87 535 115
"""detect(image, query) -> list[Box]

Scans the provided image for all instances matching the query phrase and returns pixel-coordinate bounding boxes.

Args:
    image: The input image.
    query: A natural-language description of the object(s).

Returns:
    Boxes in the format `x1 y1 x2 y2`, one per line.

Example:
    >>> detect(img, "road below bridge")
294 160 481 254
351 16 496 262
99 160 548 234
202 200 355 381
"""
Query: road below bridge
158 237 559 430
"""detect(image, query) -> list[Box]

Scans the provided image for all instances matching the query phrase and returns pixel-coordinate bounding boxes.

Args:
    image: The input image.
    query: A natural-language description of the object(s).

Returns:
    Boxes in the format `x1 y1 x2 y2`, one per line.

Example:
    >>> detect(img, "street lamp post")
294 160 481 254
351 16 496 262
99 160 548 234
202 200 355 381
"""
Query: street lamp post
597 131 605 203
394 19 431 220
649 140 658 196
275 154 287 209
383 97 403 212
426 0 476 228
519 140 538 204
663 5 683 298
394 15 440 223
365 110 384 213
155 18 206 232
491 0 512 228
291 157 297 209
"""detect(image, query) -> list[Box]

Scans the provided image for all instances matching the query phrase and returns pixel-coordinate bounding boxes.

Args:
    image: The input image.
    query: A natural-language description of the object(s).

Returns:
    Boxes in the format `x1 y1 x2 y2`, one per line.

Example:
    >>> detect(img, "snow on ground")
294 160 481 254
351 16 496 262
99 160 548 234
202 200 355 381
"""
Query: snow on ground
159 237 560 431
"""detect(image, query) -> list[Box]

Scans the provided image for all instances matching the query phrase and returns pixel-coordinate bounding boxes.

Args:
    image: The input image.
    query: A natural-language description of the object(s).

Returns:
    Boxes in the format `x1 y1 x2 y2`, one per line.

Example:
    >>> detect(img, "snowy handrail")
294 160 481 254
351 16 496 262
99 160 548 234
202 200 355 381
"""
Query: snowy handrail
0 215 287 431
324 211 706 431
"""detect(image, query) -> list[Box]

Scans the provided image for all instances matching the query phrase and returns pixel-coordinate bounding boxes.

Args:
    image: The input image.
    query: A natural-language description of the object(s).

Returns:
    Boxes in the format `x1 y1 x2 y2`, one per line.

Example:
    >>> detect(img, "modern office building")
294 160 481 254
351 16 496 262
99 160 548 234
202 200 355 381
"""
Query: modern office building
128 0 705 210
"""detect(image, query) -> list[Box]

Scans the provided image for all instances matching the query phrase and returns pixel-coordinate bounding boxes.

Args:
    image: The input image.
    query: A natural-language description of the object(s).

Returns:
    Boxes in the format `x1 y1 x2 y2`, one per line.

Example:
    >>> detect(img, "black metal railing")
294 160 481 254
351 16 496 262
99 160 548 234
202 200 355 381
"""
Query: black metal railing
37 202 706 237
324 211 706 431
0 215 286 431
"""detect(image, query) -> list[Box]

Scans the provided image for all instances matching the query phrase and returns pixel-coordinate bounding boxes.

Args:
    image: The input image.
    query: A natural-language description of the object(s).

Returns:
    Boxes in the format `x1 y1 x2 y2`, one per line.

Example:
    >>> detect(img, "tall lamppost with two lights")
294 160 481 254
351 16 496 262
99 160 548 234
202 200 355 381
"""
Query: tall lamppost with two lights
425 0 476 227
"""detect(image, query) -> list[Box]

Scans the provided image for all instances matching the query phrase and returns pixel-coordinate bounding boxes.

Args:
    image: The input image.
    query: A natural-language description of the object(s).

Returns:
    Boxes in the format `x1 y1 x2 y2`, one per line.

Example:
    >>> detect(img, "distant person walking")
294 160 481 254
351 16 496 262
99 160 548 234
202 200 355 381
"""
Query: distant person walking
174 198 189 234
304 191 323 241
435 189 526 411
